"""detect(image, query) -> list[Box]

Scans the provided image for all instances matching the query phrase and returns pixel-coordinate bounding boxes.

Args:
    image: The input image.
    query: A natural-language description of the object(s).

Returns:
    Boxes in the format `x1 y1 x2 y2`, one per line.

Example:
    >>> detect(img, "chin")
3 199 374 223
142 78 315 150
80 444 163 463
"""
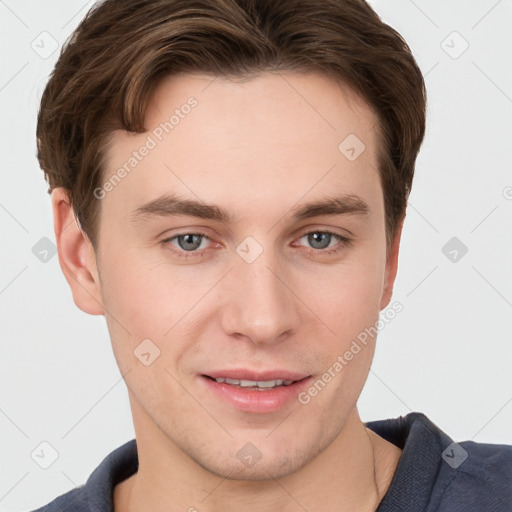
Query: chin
197 453 309 482
186 435 325 482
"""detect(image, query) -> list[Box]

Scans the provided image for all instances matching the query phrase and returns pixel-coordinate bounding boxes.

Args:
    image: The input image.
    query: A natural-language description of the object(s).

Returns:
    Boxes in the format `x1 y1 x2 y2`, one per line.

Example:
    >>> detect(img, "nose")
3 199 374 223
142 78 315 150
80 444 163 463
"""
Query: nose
219 248 301 346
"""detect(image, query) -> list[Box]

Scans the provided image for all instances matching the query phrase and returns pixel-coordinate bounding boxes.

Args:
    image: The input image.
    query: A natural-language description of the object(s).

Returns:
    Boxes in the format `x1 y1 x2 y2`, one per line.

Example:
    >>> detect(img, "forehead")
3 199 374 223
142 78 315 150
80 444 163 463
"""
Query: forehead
102 71 382 222
145 71 379 159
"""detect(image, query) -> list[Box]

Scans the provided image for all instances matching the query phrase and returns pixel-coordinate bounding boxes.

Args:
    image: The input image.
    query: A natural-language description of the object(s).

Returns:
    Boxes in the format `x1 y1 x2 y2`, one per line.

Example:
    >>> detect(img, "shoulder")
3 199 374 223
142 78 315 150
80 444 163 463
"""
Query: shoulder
28 438 138 512
436 439 512 510
29 486 88 512
367 412 512 511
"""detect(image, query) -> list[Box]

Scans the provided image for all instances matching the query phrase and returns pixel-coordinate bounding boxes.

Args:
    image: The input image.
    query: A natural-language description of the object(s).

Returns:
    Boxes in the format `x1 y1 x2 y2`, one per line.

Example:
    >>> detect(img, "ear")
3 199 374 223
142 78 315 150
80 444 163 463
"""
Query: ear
380 221 403 310
51 188 104 315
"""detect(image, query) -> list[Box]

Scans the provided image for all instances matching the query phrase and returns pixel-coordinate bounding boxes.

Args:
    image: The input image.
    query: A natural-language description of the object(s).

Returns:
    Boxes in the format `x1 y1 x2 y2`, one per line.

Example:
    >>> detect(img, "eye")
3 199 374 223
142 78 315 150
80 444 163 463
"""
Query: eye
161 232 212 258
294 230 350 254
174 233 208 251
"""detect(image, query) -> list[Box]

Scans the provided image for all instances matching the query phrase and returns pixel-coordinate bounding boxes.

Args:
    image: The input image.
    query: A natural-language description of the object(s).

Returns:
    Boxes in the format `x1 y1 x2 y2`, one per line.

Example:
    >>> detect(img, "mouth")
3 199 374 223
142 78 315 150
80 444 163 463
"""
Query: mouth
199 370 312 412
203 375 298 390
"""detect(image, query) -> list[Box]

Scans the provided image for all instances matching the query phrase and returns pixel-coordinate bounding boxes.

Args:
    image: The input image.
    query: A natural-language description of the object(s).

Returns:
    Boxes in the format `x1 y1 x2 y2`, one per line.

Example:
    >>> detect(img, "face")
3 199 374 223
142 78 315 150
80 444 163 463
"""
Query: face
83 71 398 479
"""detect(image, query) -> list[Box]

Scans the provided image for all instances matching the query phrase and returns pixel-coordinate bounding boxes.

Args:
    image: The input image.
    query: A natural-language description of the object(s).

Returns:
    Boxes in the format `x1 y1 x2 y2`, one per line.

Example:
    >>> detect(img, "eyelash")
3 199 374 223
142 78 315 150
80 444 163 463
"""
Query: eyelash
160 230 351 259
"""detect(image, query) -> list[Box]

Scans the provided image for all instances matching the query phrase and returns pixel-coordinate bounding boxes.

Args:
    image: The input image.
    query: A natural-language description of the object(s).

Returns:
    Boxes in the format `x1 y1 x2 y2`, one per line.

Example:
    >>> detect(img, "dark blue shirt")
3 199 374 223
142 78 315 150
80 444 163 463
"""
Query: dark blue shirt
31 412 512 511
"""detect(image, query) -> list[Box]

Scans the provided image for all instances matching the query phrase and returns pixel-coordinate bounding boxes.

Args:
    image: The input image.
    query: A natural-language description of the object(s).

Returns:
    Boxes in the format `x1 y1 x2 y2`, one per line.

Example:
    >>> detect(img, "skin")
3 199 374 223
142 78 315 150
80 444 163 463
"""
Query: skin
52 71 403 511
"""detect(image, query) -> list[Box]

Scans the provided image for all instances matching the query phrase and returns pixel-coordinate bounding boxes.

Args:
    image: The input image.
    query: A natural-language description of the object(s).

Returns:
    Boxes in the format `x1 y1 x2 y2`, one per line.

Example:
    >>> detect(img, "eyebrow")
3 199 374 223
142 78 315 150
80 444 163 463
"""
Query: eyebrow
132 193 369 223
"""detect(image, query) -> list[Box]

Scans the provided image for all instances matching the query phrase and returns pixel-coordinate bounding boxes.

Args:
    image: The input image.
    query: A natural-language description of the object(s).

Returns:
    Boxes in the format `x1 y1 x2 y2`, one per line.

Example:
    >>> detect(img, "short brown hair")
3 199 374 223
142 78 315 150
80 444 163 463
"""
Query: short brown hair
37 0 426 248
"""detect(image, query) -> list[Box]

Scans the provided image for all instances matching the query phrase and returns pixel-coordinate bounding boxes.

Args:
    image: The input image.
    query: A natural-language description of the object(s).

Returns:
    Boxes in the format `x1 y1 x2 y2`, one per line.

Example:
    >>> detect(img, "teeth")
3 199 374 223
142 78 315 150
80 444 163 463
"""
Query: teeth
214 377 295 388
240 379 259 387
256 379 284 388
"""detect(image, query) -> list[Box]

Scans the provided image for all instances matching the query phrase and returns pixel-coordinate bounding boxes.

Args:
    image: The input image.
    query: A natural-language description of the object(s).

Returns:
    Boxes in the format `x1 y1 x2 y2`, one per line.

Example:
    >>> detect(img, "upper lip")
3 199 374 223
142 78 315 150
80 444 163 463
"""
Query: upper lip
202 369 310 382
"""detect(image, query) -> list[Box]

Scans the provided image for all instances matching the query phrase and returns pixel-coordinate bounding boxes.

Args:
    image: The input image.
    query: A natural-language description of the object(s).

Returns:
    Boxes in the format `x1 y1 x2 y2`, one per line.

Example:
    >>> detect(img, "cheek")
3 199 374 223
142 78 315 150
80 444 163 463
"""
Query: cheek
301 256 386 339
297 266 383 414
100 249 189 325
97 250 220 368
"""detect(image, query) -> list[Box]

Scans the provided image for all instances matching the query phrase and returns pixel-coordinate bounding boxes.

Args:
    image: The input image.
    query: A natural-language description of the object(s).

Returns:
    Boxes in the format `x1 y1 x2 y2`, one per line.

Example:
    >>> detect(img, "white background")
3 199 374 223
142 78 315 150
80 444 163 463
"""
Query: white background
1 1 511 510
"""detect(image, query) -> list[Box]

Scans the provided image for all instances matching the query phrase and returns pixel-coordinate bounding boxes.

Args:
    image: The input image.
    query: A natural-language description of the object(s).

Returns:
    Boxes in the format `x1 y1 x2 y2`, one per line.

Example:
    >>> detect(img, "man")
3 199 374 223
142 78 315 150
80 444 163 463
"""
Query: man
32 0 511 510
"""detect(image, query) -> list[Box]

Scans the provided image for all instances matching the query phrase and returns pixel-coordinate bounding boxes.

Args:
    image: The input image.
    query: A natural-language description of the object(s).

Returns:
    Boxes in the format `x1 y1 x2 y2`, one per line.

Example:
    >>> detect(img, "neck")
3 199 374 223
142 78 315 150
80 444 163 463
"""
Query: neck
115 402 401 512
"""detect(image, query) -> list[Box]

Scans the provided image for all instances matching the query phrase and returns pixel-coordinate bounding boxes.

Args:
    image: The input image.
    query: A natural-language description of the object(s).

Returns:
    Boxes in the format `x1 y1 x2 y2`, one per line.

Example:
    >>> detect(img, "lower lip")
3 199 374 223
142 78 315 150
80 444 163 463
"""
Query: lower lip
200 375 313 413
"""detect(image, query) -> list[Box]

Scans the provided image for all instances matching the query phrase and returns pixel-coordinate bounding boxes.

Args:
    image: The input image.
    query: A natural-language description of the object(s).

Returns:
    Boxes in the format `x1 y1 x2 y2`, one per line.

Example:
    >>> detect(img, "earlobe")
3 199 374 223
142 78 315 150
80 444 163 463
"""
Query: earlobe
51 188 104 315
380 222 403 310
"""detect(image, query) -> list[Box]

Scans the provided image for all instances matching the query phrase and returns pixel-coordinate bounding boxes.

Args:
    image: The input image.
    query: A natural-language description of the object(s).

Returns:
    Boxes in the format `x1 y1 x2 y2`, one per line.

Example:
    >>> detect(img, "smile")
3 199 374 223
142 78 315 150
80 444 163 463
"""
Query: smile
200 373 313 413
210 377 295 389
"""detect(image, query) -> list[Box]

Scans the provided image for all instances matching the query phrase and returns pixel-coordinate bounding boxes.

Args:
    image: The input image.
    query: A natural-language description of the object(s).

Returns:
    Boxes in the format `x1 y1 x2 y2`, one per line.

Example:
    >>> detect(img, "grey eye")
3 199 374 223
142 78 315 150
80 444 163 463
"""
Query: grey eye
307 232 334 250
176 234 204 251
